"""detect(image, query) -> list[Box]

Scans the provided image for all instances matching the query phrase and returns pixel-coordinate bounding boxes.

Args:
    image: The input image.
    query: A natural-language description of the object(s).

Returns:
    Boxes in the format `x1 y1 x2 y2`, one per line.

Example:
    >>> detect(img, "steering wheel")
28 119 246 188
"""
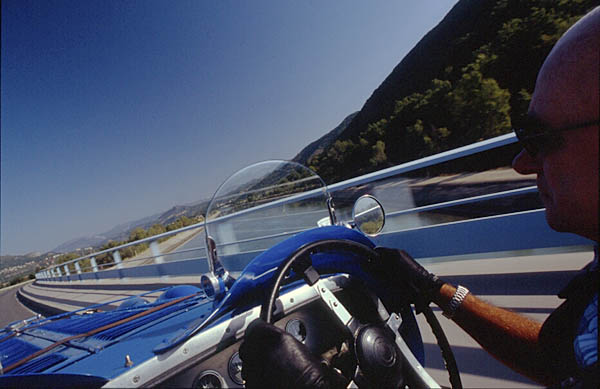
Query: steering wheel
259 239 462 389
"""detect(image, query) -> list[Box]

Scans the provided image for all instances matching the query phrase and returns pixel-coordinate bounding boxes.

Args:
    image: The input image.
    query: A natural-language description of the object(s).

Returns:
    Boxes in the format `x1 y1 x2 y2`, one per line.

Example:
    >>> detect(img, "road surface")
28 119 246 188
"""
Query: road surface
0 281 38 327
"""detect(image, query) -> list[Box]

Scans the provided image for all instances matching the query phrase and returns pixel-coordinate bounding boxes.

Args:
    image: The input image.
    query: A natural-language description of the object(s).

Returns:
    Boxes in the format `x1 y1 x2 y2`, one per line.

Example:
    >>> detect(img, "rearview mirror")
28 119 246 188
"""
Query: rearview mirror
352 195 385 236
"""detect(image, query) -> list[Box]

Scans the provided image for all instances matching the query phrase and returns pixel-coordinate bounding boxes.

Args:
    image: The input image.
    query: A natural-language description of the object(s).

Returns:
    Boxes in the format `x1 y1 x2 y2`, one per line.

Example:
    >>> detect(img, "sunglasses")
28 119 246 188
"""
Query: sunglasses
514 118 600 157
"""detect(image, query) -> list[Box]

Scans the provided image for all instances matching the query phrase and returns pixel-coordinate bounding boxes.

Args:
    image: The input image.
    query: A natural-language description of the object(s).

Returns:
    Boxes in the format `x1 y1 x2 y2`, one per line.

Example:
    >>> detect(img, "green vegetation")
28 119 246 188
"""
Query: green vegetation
358 218 384 235
308 0 595 183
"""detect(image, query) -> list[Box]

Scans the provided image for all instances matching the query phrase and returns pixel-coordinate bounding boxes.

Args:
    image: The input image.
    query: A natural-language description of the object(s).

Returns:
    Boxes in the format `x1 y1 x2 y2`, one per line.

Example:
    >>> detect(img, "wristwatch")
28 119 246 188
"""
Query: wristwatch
443 285 469 318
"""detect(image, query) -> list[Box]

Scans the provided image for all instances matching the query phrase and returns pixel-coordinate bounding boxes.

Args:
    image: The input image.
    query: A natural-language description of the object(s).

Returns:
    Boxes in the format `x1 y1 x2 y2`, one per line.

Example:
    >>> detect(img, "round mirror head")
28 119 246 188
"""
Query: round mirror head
353 195 385 236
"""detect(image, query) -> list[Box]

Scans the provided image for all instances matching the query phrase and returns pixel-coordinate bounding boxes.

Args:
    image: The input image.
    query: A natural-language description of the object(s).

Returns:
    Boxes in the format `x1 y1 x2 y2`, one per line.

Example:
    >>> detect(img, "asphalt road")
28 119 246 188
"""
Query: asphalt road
0 281 38 328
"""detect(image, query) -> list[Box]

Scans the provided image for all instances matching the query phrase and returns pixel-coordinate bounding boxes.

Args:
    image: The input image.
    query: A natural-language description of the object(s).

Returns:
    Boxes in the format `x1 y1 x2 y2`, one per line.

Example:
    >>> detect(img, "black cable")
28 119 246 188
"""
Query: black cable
417 299 463 389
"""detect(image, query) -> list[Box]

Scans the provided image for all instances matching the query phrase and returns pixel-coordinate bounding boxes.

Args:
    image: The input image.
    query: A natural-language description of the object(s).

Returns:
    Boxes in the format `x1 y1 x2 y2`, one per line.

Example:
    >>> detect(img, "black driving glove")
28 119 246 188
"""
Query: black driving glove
374 247 445 305
239 319 348 389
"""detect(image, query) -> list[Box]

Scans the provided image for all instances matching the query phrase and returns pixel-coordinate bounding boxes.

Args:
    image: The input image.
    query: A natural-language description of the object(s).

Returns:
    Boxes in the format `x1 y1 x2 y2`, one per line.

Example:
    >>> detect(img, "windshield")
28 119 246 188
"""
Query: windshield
205 161 331 277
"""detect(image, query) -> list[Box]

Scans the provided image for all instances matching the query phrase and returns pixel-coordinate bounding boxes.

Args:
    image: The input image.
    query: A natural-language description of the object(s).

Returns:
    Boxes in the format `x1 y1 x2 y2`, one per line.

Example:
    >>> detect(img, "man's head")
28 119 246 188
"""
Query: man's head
512 7 599 242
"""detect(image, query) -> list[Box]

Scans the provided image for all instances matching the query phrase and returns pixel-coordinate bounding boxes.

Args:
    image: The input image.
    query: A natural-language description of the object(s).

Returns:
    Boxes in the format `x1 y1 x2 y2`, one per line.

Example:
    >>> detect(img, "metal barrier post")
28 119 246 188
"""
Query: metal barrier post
113 250 123 269
63 265 70 282
150 241 164 264
150 240 167 278
74 261 82 281
90 257 98 272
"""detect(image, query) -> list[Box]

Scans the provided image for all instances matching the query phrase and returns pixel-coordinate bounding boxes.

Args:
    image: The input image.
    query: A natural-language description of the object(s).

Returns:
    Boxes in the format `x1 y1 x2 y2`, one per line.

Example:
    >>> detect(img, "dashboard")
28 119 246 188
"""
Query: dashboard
160 281 383 388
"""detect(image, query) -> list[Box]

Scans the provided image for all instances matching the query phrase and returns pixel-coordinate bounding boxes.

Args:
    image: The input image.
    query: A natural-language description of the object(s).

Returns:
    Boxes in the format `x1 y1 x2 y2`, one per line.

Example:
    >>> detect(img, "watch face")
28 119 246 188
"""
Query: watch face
228 352 244 385
285 319 307 343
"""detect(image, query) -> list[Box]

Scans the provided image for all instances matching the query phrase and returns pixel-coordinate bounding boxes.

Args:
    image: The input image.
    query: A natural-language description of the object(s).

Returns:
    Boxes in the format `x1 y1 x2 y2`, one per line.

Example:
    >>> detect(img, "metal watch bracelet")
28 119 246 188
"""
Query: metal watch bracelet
443 285 469 319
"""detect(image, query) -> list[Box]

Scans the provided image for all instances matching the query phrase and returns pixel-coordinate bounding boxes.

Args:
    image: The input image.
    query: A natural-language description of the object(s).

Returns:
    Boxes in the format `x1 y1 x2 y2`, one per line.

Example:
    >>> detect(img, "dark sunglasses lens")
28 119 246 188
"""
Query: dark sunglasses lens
515 128 539 156
519 134 563 157
521 139 539 156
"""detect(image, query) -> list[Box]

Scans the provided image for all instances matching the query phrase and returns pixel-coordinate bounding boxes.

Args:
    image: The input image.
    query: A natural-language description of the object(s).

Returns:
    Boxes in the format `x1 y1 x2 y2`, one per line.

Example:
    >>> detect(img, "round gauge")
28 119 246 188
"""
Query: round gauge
228 352 244 385
285 319 307 343
193 370 224 388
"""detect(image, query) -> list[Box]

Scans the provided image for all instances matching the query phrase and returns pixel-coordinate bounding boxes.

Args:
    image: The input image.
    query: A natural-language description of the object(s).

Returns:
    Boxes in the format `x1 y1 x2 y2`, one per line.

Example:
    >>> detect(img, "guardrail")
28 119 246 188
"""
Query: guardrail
35 133 594 283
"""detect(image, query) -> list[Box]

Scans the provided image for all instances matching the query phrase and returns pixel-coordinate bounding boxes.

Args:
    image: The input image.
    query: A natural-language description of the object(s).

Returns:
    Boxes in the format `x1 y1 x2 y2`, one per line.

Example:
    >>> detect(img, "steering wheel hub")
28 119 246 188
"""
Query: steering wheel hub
355 325 403 386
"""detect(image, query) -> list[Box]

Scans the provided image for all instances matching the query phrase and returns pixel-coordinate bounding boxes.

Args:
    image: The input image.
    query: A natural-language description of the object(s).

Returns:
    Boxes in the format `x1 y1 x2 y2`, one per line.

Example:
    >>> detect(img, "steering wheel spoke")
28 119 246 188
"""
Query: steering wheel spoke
314 279 356 330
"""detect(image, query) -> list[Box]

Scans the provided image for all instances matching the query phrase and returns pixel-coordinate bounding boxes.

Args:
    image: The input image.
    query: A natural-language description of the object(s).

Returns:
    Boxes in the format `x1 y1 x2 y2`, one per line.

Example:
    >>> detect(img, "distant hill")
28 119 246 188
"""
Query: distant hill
0 254 43 270
158 201 208 225
51 200 209 253
292 112 358 166
52 235 109 254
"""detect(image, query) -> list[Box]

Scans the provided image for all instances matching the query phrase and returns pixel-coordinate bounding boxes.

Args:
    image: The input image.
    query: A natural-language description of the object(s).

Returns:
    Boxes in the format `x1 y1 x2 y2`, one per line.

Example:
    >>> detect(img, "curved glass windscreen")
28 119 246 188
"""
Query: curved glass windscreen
205 161 331 277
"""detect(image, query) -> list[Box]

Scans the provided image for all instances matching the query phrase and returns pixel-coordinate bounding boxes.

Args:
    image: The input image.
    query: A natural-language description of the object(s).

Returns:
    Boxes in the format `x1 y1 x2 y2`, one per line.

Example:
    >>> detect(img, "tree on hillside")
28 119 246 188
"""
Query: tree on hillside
166 216 194 231
148 224 166 237
57 252 79 264
129 227 148 242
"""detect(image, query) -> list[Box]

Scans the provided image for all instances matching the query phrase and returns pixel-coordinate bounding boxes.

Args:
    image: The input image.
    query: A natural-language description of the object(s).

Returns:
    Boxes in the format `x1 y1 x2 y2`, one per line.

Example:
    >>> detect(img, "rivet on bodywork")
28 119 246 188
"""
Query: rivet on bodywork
125 355 134 367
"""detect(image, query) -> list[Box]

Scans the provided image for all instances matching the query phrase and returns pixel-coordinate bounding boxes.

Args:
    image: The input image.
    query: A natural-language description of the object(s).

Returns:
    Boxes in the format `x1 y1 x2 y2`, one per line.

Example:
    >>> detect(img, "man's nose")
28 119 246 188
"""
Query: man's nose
512 149 542 175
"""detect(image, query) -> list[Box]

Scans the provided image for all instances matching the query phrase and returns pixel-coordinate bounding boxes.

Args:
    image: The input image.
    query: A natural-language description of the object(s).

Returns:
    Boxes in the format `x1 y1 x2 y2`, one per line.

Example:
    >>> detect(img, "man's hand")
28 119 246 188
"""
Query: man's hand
239 319 347 389
374 247 445 305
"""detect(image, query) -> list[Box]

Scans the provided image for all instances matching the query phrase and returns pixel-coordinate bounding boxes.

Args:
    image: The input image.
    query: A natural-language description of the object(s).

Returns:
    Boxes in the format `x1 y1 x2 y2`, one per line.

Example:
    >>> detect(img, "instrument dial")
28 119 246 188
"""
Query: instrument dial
193 370 224 388
228 352 244 385
285 319 307 343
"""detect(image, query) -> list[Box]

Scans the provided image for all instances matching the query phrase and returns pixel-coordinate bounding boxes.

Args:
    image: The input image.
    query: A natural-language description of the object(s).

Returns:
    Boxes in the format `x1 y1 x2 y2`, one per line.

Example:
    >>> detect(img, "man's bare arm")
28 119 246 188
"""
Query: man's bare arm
433 284 558 386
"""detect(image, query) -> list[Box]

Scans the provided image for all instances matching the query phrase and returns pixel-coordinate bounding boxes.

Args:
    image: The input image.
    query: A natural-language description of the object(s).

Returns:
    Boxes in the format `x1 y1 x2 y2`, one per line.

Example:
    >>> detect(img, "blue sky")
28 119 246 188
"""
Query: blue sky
1 0 458 255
